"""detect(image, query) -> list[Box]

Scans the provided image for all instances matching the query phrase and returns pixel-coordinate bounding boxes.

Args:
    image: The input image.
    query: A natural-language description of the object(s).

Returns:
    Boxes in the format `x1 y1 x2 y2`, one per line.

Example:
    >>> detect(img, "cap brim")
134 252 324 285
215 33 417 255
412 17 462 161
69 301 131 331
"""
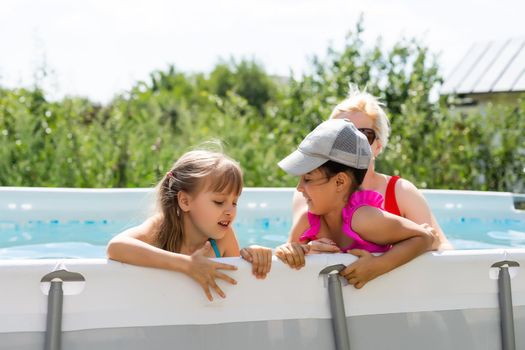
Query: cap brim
278 150 328 176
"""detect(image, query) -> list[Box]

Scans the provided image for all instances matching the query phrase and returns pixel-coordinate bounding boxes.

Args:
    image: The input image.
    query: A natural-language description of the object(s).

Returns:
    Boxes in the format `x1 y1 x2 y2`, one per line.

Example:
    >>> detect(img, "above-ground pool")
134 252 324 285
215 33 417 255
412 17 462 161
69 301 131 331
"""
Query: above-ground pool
1 188 525 259
0 187 524 350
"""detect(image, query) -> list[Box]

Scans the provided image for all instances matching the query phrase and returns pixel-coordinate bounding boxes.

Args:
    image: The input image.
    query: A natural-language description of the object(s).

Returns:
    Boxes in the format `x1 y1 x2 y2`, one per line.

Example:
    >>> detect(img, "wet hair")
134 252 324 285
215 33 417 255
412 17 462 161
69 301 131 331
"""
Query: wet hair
318 161 367 194
156 150 243 253
329 85 390 152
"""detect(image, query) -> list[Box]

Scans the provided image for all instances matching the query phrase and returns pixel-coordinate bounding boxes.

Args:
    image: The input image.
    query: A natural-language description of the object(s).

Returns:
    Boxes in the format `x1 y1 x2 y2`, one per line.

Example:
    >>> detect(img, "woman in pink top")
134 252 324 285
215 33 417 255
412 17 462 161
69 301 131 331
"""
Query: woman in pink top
276 118 438 288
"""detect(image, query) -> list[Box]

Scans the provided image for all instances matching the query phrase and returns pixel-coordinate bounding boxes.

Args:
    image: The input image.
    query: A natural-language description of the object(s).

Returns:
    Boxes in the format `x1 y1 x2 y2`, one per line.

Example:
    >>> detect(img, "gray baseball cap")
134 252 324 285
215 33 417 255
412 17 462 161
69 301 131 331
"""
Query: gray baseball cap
278 119 372 176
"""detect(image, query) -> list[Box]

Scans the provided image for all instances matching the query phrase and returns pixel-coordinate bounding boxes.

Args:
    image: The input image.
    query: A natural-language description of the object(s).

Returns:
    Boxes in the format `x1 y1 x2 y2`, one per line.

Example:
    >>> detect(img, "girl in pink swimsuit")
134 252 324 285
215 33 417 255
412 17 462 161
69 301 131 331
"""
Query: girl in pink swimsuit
300 188 390 253
276 119 438 288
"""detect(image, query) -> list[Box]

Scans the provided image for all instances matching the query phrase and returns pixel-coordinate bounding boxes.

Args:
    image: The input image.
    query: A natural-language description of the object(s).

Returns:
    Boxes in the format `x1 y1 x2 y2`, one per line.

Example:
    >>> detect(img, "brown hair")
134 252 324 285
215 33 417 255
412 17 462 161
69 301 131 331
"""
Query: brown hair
319 161 367 195
156 150 243 253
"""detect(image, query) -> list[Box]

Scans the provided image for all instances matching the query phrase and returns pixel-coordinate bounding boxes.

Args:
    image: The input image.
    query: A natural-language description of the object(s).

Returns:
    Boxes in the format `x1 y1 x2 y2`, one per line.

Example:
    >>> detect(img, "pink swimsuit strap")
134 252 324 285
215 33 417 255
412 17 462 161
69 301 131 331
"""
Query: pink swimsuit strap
300 190 391 253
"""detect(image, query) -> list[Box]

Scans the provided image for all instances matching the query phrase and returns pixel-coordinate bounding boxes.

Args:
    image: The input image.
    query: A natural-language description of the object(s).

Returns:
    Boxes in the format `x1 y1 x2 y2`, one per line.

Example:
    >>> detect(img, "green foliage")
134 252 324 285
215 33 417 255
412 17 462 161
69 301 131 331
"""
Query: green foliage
0 22 523 192
208 59 277 113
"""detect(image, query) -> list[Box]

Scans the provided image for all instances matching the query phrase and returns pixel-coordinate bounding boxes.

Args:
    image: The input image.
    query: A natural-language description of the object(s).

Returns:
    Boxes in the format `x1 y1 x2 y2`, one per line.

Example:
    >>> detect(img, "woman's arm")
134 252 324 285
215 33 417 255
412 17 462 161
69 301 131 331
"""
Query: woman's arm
396 179 453 250
107 215 237 301
340 207 437 288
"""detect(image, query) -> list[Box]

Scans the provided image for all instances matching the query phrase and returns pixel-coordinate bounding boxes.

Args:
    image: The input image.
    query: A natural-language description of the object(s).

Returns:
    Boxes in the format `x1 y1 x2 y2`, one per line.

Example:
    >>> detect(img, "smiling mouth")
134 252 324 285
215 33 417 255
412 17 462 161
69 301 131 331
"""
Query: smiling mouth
218 220 230 228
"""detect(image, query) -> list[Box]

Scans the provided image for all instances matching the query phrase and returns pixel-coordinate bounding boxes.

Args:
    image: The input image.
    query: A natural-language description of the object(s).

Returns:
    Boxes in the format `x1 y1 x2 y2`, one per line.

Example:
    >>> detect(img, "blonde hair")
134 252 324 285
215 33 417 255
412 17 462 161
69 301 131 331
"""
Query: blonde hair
329 85 390 151
156 149 243 253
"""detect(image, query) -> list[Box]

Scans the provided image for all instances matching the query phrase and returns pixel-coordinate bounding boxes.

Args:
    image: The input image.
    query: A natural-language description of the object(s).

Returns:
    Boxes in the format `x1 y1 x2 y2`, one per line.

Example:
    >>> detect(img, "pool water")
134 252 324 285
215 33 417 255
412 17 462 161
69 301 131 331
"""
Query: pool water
1 216 524 259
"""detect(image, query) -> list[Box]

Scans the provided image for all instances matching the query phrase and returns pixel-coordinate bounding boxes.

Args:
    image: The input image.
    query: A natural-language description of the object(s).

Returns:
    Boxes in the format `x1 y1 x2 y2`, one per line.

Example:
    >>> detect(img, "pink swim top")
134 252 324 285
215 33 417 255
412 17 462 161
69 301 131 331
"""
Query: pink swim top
300 190 391 253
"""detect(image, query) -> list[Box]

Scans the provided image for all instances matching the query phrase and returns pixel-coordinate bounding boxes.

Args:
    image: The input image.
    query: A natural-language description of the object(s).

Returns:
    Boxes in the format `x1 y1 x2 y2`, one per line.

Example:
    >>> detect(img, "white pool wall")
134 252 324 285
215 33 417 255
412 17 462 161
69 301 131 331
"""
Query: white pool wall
0 187 524 350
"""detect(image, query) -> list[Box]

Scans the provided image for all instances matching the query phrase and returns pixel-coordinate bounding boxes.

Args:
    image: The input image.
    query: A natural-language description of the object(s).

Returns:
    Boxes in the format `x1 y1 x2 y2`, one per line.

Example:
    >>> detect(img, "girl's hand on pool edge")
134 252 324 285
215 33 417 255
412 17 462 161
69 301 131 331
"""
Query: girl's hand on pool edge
275 242 309 269
340 249 384 289
240 245 272 279
185 241 238 301
307 238 341 254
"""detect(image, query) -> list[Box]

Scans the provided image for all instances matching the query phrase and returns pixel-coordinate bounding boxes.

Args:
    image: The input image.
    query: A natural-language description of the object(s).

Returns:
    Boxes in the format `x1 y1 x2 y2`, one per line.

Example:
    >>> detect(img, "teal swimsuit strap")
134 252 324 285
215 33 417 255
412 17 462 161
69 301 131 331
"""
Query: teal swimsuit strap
209 238 221 258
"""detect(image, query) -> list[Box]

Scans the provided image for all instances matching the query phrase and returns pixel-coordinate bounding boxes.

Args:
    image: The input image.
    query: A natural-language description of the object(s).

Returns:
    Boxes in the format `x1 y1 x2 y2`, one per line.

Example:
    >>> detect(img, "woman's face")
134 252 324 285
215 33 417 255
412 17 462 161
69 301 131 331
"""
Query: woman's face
333 111 382 157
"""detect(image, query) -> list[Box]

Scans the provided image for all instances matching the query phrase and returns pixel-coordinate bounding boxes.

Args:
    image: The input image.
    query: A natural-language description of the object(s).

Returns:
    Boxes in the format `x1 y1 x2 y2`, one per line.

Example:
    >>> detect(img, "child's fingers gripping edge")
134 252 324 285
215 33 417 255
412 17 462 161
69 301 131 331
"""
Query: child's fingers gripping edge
264 249 272 275
240 248 253 262
276 245 291 265
346 277 359 286
301 244 310 254
260 249 271 278
257 250 266 277
275 248 286 264
283 245 299 268
339 264 356 279
355 281 366 289
251 250 260 277
290 243 305 267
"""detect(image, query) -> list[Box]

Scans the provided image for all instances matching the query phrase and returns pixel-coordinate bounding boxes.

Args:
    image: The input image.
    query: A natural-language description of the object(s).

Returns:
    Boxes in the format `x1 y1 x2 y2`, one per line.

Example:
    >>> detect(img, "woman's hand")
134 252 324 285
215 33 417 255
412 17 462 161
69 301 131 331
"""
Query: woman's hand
307 238 341 254
184 241 238 301
240 245 273 279
339 249 386 289
275 242 309 269
420 223 440 250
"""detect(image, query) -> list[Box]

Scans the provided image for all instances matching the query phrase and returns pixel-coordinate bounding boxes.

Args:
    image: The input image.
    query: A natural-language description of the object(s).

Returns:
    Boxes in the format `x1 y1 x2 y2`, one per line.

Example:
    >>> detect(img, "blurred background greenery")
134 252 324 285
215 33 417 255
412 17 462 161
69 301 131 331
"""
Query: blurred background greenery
1 24 524 192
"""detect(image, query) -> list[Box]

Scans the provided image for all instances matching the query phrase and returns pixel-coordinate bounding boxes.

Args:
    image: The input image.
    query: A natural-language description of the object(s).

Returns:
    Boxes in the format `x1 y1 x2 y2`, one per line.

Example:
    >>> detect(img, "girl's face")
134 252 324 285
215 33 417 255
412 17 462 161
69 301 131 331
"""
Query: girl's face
184 189 239 240
333 111 381 157
296 169 338 215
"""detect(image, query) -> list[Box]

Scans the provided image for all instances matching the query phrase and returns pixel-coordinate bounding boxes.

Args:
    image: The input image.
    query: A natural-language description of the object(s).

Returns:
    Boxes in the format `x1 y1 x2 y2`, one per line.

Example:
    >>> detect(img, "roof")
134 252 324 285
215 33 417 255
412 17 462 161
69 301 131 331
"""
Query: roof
441 38 525 95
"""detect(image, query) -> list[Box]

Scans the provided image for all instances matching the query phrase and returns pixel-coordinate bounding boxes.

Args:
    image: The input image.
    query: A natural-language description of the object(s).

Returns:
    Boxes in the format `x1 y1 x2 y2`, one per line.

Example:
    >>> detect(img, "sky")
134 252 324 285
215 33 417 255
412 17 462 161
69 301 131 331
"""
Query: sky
1 0 524 103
